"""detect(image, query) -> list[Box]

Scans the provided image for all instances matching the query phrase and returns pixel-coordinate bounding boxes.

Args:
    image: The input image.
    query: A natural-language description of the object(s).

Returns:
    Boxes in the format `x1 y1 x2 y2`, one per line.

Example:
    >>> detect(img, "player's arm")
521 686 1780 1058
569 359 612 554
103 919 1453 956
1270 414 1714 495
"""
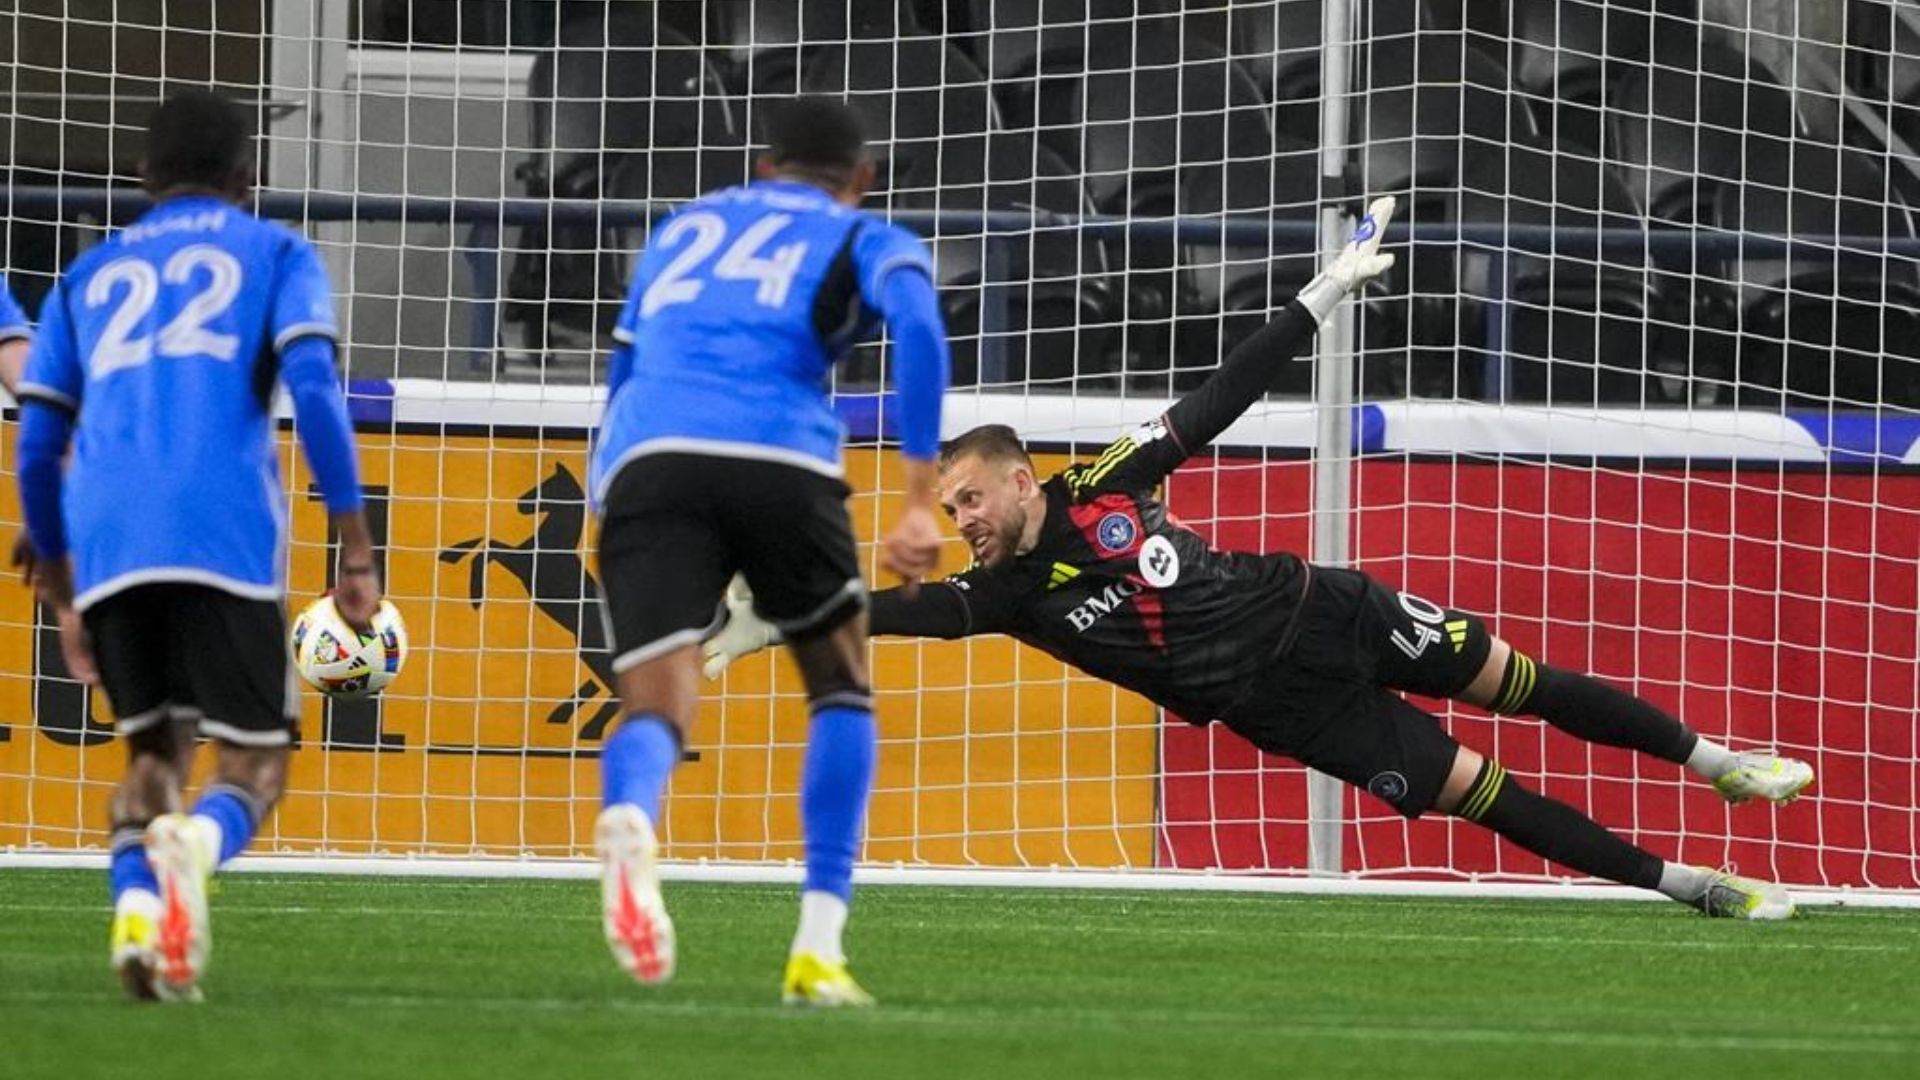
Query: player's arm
702 567 1013 676
1074 196 1399 497
14 279 82 606
861 225 951 592
273 238 380 629
0 275 32 397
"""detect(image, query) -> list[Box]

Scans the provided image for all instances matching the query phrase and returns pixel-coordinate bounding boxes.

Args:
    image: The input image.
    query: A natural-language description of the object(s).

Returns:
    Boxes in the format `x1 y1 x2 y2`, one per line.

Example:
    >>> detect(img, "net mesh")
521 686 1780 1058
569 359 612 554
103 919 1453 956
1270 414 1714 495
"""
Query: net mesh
0 0 1915 890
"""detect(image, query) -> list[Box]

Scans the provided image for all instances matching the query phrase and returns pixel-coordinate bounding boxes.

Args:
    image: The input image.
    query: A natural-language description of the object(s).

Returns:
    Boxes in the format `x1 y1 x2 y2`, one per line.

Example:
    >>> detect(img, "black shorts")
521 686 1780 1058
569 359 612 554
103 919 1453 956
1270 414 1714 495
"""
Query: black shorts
82 583 298 747
597 452 865 673
1220 566 1494 818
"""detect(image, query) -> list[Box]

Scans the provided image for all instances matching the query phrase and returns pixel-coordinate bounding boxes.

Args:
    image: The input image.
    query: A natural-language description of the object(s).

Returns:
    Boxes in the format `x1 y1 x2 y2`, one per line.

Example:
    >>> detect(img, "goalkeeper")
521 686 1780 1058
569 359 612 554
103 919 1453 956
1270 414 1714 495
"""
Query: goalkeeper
705 197 1813 919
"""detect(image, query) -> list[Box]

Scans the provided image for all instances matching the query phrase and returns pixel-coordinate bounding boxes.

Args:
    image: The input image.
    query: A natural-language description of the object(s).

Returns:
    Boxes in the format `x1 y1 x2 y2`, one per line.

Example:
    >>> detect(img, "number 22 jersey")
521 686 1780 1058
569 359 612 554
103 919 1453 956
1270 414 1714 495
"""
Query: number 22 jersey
18 196 340 609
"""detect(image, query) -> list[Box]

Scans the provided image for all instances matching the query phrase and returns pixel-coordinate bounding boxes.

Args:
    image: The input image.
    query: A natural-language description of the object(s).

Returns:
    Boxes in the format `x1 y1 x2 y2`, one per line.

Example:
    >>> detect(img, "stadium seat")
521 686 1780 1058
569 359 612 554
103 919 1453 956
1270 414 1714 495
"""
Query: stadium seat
505 10 739 357
895 136 1119 390
1503 153 1661 405
1174 142 1321 397
1510 0 1699 149
1602 40 1827 406
1606 40 1801 227
799 41 1001 205
961 0 1182 125
1352 36 1543 398
1224 0 1324 145
1717 149 1920 410
708 0 923 97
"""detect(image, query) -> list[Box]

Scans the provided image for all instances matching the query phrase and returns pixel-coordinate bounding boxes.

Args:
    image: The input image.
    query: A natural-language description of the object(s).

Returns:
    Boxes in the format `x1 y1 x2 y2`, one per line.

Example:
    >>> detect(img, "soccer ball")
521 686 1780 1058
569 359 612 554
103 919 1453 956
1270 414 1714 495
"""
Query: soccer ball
291 595 408 699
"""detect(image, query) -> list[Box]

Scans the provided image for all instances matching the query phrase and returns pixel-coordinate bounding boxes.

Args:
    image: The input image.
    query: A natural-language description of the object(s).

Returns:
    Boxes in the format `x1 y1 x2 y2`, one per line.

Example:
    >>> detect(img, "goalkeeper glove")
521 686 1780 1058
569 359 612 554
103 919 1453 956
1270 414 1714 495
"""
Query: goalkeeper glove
1295 194 1398 325
701 575 782 679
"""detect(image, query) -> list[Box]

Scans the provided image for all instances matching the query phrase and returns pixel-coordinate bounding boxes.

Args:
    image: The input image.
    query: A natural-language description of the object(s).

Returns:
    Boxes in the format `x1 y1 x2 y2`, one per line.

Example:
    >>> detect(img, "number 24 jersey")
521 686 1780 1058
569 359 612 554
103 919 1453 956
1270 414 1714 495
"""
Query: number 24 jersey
590 180 932 504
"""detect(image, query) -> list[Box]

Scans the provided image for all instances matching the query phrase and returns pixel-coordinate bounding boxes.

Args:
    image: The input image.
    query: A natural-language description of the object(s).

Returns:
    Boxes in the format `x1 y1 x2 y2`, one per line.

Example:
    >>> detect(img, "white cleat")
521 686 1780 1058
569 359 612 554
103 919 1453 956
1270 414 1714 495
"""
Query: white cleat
1714 752 1815 806
144 814 213 1002
1692 870 1796 921
596 805 676 985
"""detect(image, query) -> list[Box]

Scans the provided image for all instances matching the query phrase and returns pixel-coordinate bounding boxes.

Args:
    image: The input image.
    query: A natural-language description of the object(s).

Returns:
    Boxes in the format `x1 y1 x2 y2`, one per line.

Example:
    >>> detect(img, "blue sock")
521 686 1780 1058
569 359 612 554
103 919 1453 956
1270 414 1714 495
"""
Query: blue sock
601 714 680 823
192 786 259 865
108 831 158 904
801 703 876 902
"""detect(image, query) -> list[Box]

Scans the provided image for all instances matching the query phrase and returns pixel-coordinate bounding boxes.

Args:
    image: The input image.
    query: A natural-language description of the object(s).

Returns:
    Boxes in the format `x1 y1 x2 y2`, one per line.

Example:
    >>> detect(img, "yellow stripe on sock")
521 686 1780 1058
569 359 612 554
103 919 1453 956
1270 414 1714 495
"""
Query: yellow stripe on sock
1496 655 1536 714
1459 764 1506 821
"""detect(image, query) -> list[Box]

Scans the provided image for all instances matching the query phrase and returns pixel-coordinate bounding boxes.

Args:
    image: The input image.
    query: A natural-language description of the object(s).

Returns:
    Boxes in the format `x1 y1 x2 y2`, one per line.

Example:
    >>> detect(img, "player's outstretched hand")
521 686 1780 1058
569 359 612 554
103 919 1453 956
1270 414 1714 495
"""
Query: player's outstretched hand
333 564 383 634
1297 194 1398 324
881 504 943 597
701 575 781 679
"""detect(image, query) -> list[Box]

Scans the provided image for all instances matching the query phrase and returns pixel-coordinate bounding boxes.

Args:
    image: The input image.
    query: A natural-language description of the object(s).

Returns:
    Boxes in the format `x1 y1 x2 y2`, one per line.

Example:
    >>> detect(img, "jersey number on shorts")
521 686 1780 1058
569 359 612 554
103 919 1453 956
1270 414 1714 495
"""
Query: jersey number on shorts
85 245 244 377
640 211 810 318
1390 592 1447 660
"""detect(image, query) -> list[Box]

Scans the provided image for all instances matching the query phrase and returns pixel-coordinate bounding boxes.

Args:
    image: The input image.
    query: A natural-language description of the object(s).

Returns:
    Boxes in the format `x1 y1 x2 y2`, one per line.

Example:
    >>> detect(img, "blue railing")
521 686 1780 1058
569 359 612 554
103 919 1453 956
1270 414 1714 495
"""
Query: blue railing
10 185 1919 387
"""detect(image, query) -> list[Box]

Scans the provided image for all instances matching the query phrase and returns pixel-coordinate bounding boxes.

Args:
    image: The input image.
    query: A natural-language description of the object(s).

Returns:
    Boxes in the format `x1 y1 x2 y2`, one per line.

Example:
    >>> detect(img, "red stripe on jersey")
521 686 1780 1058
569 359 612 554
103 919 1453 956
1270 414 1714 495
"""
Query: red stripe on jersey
1067 494 1144 559
1128 572 1168 650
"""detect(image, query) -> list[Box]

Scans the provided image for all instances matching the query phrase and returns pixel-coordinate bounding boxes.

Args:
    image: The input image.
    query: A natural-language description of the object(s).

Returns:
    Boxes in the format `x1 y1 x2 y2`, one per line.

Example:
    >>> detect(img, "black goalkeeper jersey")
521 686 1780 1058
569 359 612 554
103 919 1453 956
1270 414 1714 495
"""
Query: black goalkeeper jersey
869 301 1320 720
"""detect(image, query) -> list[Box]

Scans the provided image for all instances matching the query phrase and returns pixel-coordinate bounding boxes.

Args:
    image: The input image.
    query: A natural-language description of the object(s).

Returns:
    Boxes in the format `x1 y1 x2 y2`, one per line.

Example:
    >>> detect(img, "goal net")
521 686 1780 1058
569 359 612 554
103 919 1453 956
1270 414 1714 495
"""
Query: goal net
1 0 1916 896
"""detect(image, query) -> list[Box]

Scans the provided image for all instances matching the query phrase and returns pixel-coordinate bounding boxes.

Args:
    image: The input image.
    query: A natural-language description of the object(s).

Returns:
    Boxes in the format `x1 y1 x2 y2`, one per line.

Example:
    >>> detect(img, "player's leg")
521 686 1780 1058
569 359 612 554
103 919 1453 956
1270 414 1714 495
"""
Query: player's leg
143 588 303 999
591 456 735 984
108 718 195 1000
83 585 195 1001
1432 739 1792 919
726 459 874 1007
1361 575 1812 804
1458 636 1811 804
781 613 876 1007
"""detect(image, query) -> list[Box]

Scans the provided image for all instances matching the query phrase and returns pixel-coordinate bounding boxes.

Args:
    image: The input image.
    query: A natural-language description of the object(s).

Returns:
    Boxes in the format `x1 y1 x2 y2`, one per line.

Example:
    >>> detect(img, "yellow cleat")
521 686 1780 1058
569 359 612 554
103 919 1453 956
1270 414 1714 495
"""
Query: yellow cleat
109 904 160 1001
1713 752 1814 806
782 952 875 1008
1692 870 1796 921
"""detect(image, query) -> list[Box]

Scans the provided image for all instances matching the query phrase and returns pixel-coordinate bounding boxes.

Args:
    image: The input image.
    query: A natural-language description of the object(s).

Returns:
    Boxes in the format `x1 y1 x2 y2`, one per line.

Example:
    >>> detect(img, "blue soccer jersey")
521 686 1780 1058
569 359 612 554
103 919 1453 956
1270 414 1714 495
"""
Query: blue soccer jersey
0 273 31 345
590 180 939 504
17 196 343 609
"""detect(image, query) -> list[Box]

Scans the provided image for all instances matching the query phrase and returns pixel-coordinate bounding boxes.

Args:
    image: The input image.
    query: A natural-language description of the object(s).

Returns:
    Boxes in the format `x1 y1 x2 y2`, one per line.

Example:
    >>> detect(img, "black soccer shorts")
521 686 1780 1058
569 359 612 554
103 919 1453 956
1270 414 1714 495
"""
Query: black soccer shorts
1220 566 1495 818
83 583 299 747
596 452 866 673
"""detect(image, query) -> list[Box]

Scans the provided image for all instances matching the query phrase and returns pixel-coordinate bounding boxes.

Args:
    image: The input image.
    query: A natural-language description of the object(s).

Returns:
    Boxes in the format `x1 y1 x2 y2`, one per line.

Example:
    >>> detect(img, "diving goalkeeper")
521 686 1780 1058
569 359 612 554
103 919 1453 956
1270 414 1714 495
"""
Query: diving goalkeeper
703 196 1814 919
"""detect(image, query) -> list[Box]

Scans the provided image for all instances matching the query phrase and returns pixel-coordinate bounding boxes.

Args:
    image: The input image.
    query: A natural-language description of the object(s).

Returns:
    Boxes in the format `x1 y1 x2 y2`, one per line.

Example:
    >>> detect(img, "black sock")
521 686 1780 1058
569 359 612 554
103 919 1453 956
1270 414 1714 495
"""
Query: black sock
1454 760 1664 890
1489 653 1698 765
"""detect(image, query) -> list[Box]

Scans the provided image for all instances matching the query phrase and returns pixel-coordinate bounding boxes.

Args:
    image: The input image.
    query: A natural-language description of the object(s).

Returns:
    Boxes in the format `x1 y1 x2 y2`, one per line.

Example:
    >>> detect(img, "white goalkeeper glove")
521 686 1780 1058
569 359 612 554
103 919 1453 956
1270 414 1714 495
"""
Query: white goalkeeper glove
1295 194 1398 325
701 575 781 679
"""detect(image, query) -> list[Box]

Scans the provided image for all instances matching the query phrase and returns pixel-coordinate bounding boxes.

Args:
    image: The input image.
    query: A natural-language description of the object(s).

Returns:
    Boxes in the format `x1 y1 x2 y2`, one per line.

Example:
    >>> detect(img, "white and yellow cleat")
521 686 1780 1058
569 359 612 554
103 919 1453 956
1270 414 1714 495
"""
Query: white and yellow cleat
596 804 676 985
144 814 213 1002
782 952 875 1008
1692 870 1796 921
109 893 162 1001
1714 752 1815 806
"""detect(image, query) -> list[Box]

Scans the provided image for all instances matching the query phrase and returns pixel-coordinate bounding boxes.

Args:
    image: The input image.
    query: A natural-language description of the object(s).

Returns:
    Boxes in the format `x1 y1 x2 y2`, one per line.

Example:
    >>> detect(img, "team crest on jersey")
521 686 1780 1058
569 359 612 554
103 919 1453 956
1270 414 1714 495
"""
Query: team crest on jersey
1096 512 1137 552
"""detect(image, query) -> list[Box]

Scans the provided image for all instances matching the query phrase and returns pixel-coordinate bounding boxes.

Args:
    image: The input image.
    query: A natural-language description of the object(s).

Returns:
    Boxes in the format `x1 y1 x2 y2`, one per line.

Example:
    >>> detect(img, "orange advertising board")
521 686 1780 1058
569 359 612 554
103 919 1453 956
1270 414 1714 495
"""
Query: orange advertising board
0 426 1157 868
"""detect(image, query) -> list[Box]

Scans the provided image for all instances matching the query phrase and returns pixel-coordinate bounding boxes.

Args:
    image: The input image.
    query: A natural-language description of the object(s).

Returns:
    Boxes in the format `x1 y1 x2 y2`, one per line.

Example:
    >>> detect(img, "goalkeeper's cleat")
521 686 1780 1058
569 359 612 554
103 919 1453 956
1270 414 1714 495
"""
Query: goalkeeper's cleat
782 952 875 1008
1713 752 1815 806
1691 870 1796 921
596 804 675 985
109 898 161 1002
145 813 214 1001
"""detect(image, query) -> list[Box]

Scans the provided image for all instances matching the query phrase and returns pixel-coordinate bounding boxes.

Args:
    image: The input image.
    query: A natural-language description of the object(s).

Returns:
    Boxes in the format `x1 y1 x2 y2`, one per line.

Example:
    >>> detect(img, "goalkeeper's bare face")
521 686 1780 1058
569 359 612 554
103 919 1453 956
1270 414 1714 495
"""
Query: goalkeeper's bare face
939 452 1040 570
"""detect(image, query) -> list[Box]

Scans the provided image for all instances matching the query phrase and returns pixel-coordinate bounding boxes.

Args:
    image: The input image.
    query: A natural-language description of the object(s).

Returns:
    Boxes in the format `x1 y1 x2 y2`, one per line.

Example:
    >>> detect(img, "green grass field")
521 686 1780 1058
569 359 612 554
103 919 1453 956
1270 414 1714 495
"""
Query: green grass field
3 869 1915 1079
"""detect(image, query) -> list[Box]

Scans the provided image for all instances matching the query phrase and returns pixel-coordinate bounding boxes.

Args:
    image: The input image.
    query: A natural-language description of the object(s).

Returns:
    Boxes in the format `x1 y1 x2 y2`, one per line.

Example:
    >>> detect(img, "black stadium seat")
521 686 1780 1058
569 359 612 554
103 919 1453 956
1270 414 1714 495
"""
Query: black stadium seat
505 10 739 357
